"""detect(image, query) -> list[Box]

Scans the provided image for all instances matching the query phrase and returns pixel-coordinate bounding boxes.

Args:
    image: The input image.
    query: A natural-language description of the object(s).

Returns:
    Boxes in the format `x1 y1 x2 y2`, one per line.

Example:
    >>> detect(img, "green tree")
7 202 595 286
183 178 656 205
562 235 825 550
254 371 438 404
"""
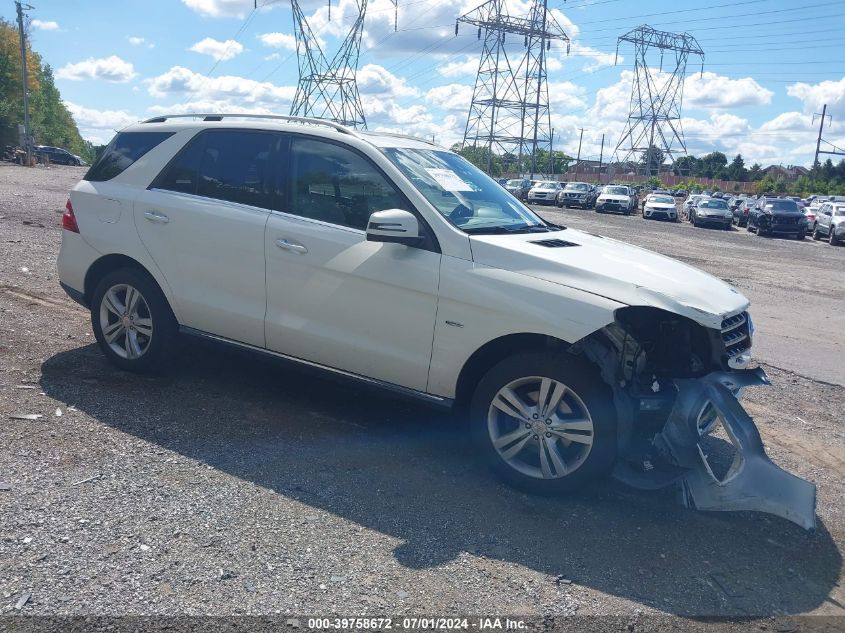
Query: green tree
725 154 748 182
748 163 763 181
639 144 664 176
0 19 91 160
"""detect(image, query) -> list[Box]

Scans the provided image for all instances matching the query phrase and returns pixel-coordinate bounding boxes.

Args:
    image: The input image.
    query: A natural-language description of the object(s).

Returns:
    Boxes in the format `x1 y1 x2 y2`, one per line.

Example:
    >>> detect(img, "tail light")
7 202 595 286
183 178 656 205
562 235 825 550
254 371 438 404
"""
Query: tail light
62 198 80 233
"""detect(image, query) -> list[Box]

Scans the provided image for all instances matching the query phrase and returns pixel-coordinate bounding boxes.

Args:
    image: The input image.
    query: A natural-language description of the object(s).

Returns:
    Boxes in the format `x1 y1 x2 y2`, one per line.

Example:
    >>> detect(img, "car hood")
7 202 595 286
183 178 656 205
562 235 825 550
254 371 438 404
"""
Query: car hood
469 229 748 329
645 202 675 209
598 194 630 200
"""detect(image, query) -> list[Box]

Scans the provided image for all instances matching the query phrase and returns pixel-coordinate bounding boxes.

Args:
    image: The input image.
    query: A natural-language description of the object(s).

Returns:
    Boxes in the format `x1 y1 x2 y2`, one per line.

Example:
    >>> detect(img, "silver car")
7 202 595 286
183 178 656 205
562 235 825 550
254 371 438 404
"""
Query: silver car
692 198 733 229
813 201 845 244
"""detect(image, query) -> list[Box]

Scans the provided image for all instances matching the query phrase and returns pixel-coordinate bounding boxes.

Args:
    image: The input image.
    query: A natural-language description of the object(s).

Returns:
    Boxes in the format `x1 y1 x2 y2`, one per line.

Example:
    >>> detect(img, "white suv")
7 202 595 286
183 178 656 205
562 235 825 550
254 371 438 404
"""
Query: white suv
56 114 814 528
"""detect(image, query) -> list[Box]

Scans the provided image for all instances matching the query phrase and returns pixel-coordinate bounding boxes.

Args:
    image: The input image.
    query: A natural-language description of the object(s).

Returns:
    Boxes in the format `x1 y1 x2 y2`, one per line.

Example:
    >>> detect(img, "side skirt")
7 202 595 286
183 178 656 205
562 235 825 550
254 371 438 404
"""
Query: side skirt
179 326 454 410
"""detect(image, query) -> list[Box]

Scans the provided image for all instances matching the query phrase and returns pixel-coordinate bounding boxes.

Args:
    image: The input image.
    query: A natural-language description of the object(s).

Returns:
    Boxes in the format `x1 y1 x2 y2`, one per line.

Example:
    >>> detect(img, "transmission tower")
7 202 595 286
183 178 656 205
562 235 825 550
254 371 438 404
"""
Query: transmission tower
612 25 704 176
290 0 396 129
457 0 569 176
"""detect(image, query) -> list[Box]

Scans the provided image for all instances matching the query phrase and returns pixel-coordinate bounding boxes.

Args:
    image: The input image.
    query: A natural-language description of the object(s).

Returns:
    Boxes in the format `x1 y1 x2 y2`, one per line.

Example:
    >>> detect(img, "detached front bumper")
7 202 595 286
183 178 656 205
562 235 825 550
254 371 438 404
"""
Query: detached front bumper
619 368 817 531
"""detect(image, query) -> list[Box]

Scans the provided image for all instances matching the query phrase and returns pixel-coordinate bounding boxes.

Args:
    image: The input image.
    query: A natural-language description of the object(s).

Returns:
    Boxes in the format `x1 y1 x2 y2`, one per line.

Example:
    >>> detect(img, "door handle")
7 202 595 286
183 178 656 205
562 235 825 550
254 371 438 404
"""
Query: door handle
275 238 308 254
144 211 169 224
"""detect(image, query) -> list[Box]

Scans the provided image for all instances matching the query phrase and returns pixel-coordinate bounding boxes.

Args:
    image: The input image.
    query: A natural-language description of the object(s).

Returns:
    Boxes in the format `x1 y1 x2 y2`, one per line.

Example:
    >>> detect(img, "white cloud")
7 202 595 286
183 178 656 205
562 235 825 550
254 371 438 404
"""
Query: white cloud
181 0 256 18
146 66 296 106
128 36 155 48
56 56 137 83
759 112 814 133
65 102 138 145
31 19 60 31
438 56 478 78
258 32 297 51
787 76 845 118
189 37 244 61
426 83 473 112
358 64 419 98
685 72 773 110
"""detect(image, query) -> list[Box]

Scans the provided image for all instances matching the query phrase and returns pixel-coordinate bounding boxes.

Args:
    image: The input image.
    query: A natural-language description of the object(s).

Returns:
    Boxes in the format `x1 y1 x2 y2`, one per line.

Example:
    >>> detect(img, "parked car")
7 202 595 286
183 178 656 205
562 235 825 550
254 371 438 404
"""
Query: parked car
55 113 819 528
804 205 819 233
684 193 710 222
641 194 678 221
595 185 635 215
733 198 755 227
505 178 532 200
34 145 86 166
527 180 562 205
813 201 845 244
691 198 732 229
747 198 808 239
674 190 687 198
557 182 596 209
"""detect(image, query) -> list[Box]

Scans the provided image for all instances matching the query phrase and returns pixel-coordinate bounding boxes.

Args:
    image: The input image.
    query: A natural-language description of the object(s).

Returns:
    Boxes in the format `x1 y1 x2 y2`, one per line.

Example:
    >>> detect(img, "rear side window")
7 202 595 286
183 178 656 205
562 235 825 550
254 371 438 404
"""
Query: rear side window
199 131 277 208
85 132 173 182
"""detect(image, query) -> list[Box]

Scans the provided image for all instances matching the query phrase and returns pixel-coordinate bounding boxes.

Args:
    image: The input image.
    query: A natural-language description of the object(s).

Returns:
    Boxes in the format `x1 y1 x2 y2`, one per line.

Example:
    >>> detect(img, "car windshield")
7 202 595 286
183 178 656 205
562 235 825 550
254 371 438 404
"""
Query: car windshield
383 147 553 233
700 200 728 209
565 183 589 191
835 208 845 216
506 179 523 187
604 187 628 195
649 195 674 204
534 181 557 189
763 200 799 211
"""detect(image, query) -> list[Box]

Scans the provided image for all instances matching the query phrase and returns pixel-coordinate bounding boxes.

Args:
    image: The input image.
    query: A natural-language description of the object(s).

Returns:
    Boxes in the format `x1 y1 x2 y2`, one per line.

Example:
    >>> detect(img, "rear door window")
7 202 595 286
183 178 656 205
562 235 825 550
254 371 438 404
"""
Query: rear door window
196 130 277 209
85 132 174 182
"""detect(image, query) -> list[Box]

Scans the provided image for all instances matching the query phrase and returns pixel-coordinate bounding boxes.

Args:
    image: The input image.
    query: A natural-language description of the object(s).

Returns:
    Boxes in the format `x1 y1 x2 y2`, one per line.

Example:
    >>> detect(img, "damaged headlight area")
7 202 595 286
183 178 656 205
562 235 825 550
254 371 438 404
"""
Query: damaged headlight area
576 306 817 531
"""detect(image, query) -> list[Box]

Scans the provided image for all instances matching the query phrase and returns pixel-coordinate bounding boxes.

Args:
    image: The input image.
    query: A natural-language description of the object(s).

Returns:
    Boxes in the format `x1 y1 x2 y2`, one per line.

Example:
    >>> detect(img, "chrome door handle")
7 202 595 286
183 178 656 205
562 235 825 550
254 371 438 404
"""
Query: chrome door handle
144 211 169 224
275 238 308 254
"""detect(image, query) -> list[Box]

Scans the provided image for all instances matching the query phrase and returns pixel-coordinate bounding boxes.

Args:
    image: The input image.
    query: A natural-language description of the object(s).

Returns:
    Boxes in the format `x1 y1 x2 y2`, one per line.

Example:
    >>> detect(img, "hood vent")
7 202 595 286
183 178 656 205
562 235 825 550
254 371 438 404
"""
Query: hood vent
531 238 579 248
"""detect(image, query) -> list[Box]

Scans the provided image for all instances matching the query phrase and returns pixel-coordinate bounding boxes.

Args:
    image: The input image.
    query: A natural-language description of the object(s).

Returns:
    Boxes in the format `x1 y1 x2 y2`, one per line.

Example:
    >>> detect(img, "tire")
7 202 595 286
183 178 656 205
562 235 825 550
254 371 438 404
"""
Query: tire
831 229 839 245
469 351 617 494
796 230 805 240
90 267 178 373
813 225 821 240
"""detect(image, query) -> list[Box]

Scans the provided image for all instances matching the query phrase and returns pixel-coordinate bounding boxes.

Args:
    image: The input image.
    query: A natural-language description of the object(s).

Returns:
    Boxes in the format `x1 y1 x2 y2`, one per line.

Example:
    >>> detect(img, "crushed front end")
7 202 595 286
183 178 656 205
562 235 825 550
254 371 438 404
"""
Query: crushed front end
576 306 817 531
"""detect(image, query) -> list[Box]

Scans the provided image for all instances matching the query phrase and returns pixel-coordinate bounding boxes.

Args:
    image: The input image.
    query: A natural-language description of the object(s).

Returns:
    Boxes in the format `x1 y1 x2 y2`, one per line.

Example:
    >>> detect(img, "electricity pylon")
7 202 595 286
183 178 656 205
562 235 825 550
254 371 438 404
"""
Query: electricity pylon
457 0 569 176
290 0 370 129
612 25 704 176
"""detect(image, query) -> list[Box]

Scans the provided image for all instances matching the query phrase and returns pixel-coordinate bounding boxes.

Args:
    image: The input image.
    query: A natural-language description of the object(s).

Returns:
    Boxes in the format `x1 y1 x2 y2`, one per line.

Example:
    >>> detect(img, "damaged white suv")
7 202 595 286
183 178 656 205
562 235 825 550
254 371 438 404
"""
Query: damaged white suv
57 114 816 529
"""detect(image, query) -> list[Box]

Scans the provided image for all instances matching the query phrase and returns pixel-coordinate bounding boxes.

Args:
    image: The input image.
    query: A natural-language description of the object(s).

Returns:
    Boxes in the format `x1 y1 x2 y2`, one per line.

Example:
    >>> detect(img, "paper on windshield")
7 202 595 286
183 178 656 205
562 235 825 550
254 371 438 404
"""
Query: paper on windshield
426 168 474 192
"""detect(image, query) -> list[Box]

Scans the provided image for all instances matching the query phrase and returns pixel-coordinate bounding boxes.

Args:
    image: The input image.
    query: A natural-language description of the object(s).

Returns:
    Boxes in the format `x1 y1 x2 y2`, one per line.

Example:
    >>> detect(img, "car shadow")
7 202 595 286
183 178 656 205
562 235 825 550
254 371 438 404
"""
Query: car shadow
40 341 842 616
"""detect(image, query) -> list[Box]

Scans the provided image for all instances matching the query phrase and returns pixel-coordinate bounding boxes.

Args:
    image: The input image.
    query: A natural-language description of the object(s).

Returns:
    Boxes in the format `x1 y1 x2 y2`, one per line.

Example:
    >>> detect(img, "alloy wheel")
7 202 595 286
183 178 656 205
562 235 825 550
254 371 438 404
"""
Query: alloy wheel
99 284 154 359
487 376 594 480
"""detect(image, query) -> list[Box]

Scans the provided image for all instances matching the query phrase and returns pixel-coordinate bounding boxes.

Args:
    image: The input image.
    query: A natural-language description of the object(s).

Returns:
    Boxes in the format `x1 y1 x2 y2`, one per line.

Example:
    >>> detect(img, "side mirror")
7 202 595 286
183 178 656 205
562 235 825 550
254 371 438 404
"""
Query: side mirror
366 209 422 246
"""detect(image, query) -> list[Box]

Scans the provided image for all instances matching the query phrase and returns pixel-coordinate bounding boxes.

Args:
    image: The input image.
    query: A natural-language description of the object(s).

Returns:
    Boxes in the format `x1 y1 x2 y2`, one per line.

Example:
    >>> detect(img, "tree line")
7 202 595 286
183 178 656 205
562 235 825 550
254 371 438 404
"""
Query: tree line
0 19 94 161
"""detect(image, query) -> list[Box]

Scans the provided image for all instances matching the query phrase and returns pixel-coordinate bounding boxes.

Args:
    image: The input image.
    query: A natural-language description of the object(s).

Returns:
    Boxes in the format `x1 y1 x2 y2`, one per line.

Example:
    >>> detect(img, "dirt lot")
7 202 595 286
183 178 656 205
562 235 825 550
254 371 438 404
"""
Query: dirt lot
1 164 845 626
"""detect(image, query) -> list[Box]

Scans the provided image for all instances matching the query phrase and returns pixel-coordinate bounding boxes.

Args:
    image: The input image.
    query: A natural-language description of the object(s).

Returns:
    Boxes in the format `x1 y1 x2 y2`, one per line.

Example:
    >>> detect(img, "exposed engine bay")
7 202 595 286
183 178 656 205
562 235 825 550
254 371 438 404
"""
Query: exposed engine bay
575 306 817 531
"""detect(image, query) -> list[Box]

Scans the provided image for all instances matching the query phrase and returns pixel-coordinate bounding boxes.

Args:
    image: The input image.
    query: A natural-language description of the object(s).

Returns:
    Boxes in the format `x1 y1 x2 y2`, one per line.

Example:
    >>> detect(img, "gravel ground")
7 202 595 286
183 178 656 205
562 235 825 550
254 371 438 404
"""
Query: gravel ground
1 164 844 627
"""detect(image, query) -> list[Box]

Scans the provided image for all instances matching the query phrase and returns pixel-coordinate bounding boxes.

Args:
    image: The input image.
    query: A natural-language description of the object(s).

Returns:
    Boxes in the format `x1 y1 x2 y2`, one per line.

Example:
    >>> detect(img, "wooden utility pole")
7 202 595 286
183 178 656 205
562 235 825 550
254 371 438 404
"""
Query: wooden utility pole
15 2 33 167
813 104 828 171
598 133 605 183
574 128 584 181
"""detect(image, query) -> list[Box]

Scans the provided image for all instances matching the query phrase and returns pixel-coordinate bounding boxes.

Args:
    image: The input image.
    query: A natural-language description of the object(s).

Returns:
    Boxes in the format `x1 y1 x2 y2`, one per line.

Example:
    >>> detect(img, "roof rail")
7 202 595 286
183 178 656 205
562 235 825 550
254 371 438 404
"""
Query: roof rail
358 130 439 147
140 113 356 136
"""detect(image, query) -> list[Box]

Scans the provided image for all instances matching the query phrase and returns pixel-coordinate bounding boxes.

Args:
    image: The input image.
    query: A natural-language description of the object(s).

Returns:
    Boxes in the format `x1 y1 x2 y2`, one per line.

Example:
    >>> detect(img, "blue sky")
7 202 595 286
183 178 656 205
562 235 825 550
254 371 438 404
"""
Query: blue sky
4 0 844 167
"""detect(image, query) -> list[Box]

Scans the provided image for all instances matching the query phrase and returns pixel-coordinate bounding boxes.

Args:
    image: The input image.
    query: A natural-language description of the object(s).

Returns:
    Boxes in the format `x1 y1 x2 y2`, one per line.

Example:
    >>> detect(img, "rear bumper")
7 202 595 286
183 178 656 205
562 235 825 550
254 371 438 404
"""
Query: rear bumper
57 229 101 306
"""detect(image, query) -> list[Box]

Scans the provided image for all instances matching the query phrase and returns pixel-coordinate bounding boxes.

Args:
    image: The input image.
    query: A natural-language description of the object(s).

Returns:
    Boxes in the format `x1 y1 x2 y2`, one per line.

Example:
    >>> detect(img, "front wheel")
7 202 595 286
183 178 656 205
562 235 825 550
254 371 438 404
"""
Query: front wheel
470 352 616 494
831 229 839 245
91 268 177 373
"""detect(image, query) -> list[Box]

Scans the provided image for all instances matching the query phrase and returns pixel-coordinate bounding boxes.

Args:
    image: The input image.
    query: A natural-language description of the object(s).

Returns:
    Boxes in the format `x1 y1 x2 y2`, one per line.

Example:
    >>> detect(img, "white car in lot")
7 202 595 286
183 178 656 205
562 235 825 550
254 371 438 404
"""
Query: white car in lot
642 194 678 221
526 180 562 205
813 201 845 244
56 113 814 528
595 185 635 215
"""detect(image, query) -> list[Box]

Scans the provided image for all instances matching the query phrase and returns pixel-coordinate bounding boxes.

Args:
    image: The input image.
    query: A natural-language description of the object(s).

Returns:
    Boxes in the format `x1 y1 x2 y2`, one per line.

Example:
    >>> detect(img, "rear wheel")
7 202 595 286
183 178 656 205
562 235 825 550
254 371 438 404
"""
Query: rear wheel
91 268 177 373
470 352 616 494
831 228 839 245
